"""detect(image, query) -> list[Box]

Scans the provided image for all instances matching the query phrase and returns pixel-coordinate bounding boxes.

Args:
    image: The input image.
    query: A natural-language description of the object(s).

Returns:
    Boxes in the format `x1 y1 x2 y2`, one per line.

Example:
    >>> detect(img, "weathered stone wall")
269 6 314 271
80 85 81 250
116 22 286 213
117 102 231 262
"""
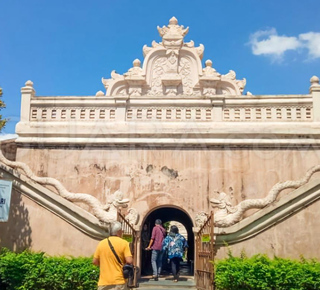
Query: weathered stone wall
12 146 320 258
215 200 320 259
0 188 98 256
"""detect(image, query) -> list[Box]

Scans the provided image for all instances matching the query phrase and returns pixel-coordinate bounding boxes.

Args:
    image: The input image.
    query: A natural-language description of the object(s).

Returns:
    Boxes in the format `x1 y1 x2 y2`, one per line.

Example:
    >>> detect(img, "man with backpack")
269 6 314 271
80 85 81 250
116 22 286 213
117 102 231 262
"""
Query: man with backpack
93 221 133 290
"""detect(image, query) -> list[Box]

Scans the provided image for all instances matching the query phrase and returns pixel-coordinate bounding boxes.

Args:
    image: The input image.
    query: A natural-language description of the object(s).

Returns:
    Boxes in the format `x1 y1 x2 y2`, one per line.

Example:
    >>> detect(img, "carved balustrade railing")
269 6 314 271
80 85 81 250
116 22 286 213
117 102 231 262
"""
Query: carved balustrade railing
27 95 313 123
223 105 312 121
30 106 116 121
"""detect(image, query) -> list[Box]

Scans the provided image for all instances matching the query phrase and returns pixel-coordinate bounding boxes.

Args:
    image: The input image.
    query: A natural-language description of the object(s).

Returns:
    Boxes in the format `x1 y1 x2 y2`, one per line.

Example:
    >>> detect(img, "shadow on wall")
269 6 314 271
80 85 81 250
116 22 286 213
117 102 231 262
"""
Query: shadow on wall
0 188 32 251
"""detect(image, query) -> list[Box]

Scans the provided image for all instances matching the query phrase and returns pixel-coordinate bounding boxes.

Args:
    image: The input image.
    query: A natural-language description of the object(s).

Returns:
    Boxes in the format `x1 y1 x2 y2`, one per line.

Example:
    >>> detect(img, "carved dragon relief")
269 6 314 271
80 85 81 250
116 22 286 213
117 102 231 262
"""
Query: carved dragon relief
210 165 320 227
0 151 139 225
102 17 247 98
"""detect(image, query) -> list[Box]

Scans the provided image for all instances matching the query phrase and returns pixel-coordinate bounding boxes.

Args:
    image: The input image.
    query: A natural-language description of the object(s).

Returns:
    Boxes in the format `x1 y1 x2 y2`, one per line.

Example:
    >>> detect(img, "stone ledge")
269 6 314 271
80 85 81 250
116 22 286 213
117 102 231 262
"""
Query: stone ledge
15 121 320 147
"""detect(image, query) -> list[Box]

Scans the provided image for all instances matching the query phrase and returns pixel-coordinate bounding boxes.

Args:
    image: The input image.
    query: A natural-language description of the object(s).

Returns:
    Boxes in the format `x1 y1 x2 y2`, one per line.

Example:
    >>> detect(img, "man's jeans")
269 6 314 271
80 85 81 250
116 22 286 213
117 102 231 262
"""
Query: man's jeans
151 249 163 277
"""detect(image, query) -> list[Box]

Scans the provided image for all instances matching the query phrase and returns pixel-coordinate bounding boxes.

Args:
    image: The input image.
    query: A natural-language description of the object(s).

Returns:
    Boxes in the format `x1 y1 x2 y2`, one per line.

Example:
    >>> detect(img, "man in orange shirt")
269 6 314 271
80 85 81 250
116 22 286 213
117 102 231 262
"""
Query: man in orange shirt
93 221 133 290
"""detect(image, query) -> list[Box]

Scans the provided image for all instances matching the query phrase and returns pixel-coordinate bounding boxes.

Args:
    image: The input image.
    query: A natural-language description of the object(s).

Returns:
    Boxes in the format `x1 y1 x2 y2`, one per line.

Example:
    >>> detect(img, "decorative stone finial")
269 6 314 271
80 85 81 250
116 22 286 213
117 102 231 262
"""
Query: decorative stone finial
205 60 213 67
124 59 143 78
202 59 219 78
21 80 35 94
310 75 320 93
25 80 34 87
95 90 105 97
0 87 2 96
157 17 189 48
310 76 320 85
133 59 141 67
169 16 178 25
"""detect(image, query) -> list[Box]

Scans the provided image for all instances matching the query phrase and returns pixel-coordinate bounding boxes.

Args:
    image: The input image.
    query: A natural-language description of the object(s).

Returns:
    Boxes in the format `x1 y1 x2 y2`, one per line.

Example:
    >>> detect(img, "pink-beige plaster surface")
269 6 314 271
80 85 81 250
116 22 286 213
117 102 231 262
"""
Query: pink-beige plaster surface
3 146 320 258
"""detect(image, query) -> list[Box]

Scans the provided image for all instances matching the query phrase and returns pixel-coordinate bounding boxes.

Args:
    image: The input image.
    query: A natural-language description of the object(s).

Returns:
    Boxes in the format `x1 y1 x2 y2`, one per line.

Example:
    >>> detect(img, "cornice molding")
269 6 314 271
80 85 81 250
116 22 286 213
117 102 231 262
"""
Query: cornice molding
15 121 320 147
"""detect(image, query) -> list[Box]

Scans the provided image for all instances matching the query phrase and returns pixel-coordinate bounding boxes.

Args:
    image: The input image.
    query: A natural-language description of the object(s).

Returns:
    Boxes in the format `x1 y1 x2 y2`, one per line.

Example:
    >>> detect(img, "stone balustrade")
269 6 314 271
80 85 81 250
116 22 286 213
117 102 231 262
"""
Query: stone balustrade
27 95 312 123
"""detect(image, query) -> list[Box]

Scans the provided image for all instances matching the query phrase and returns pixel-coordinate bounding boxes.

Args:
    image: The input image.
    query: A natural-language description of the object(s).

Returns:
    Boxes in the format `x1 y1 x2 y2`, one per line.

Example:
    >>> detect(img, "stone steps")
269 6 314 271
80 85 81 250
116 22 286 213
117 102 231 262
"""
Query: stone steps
137 276 196 289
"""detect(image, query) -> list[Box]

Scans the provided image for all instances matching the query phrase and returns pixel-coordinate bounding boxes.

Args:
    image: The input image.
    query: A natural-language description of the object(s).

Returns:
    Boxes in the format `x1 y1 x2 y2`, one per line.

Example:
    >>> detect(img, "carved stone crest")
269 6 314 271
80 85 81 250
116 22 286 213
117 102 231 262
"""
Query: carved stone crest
102 17 246 98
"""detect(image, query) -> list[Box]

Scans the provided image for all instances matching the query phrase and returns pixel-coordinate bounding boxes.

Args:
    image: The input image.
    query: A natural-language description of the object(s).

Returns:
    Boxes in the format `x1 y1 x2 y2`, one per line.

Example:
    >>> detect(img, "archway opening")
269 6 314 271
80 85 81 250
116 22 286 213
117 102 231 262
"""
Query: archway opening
140 206 194 278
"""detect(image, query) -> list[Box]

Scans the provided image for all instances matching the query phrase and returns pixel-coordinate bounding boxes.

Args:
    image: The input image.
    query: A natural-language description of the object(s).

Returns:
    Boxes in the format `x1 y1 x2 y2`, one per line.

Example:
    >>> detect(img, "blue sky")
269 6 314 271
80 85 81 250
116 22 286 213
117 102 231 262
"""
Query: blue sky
0 0 319 136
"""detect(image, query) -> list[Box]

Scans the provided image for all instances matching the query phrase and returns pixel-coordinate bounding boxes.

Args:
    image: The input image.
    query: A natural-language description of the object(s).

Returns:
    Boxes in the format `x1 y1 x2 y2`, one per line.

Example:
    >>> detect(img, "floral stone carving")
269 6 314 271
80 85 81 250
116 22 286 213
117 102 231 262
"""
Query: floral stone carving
194 211 209 228
102 17 246 98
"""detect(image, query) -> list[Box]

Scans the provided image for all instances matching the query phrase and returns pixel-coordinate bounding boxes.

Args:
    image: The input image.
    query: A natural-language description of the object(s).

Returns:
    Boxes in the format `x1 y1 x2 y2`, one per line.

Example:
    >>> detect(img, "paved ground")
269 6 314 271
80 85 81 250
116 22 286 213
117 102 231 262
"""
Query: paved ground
137 276 196 289
136 260 196 289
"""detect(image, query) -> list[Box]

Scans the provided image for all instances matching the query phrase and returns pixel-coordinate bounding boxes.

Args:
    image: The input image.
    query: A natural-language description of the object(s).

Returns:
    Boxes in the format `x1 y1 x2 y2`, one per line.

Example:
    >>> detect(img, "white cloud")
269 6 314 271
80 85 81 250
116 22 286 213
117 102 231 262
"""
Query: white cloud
299 32 320 59
250 28 301 57
0 134 18 141
249 28 320 60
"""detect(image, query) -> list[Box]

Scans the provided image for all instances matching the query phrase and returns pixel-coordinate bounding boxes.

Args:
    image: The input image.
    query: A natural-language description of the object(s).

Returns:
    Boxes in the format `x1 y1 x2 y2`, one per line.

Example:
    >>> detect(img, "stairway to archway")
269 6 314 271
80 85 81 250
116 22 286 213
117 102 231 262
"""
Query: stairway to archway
140 206 195 280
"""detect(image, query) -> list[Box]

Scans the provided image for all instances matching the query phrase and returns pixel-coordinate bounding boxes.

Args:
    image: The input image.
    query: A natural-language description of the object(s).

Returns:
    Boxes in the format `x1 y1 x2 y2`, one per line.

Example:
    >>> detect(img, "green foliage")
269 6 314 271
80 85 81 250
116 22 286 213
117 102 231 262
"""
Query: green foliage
214 252 320 290
0 248 99 290
2 248 320 289
163 222 170 231
0 87 7 131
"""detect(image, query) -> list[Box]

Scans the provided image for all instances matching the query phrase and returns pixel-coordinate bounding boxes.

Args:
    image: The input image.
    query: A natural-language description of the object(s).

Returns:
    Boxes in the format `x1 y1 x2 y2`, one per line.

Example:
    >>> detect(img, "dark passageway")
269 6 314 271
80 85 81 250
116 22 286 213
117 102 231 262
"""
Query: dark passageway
140 206 194 277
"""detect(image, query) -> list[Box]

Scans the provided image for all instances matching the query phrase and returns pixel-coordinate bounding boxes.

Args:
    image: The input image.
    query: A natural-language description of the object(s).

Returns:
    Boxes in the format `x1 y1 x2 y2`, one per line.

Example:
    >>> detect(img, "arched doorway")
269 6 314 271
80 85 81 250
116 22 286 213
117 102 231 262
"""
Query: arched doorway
140 206 194 278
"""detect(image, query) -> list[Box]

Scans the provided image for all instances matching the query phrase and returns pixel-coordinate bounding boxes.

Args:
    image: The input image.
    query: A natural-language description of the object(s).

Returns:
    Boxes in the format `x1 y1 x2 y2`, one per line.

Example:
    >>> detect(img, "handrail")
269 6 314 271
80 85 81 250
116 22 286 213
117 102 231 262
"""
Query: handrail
0 162 109 240
215 178 320 245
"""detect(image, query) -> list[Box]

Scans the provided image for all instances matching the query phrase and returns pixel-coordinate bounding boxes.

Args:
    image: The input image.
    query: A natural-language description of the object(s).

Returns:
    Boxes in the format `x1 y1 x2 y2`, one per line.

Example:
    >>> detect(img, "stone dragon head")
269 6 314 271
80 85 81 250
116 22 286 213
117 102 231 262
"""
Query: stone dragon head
104 190 130 211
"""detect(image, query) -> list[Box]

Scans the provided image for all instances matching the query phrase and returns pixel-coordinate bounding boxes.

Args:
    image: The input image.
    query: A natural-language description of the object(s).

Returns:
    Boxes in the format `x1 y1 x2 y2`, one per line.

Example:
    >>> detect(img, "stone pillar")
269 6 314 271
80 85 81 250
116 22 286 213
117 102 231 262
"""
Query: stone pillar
310 76 320 122
211 99 224 121
134 225 141 270
114 97 128 121
20 80 35 122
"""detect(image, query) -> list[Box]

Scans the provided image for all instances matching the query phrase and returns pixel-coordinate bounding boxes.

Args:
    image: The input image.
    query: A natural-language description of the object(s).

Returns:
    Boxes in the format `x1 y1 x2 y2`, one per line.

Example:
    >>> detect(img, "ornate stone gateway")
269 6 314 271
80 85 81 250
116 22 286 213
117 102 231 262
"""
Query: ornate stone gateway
1 16 320 286
101 16 246 98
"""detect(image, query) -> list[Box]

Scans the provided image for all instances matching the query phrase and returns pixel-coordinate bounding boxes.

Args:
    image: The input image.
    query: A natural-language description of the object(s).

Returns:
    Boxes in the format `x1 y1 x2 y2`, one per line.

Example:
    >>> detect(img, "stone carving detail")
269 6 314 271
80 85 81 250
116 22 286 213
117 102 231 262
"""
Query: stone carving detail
157 16 188 49
102 17 246 97
194 211 209 228
0 151 139 224
124 59 146 97
179 57 193 95
210 165 320 227
125 208 139 225
202 60 220 78
124 59 143 77
148 57 166 96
